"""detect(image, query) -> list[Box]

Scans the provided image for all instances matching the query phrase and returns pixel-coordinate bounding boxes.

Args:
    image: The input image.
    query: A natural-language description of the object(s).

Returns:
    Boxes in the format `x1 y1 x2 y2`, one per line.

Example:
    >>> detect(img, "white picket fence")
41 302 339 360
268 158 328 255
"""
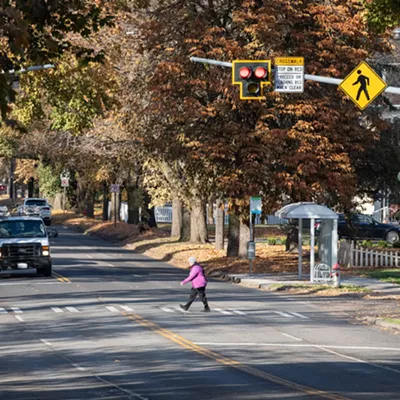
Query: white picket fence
338 241 400 268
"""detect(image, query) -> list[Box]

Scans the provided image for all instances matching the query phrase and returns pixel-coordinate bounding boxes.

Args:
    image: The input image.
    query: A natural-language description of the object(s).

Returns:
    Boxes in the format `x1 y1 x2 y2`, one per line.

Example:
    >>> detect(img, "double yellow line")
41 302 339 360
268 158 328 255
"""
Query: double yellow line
126 312 349 400
52 271 70 283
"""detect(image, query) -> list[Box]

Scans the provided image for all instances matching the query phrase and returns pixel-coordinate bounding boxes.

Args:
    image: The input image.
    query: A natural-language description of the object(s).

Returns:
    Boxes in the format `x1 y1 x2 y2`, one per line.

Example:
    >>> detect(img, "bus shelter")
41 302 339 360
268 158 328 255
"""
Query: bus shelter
275 202 338 282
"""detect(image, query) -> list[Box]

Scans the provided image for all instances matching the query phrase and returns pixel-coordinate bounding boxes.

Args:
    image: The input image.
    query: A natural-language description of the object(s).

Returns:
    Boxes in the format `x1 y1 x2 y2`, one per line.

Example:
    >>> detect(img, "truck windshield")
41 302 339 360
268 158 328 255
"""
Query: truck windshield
0 220 46 238
25 200 47 207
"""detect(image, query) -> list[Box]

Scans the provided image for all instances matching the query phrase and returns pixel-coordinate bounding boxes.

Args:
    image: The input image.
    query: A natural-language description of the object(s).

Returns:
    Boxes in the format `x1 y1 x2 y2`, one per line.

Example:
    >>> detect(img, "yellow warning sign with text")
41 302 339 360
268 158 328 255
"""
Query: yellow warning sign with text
339 61 387 110
275 57 304 66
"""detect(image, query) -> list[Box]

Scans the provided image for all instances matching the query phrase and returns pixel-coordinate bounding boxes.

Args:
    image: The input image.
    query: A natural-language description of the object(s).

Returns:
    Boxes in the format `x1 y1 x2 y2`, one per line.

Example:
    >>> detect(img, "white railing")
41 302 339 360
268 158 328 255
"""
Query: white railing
155 206 173 223
338 241 400 268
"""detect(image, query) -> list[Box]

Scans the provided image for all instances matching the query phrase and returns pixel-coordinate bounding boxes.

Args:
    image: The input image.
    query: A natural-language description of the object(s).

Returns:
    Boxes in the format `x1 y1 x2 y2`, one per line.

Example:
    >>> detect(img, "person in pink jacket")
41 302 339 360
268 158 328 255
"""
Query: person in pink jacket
180 256 210 312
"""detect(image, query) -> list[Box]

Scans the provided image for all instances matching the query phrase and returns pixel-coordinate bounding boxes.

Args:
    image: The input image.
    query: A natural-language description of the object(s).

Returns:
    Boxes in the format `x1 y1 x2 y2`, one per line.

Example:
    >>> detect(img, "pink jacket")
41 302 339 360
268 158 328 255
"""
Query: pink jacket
181 264 207 288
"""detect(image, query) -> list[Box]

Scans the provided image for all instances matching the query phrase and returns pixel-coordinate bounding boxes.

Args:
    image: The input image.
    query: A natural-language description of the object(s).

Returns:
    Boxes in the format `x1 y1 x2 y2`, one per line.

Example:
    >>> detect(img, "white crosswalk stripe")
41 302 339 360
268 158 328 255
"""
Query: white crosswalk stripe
215 308 232 315
0 307 23 314
161 307 175 313
174 306 189 313
289 312 309 319
65 307 79 313
272 311 310 319
120 305 134 312
106 306 119 313
229 309 247 315
51 306 80 313
274 311 295 318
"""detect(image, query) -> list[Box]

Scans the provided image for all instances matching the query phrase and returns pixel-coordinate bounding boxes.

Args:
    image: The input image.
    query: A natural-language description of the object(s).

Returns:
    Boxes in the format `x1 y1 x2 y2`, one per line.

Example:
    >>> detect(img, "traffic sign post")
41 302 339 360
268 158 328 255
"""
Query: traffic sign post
274 57 304 93
191 56 400 97
61 178 69 187
110 184 120 193
339 61 387 110
248 196 262 274
60 170 70 214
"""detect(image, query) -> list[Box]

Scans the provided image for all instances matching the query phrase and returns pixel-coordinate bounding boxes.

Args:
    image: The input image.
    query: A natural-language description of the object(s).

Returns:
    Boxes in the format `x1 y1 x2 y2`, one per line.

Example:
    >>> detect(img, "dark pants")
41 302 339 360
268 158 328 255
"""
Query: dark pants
184 286 209 310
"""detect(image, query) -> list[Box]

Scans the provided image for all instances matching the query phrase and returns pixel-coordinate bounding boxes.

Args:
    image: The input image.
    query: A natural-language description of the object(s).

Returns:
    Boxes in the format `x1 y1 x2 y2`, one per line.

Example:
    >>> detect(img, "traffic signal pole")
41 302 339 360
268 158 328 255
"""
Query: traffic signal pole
190 57 400 95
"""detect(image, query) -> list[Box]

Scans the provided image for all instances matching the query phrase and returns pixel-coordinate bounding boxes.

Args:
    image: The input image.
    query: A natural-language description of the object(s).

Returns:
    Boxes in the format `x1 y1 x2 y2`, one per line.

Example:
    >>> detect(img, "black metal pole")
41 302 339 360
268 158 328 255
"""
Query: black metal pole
114 192 117 228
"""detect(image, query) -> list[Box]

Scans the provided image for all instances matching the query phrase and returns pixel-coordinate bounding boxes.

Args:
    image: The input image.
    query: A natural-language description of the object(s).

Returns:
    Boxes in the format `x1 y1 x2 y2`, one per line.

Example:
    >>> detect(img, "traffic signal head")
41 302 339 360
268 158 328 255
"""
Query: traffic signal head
232 60 271 100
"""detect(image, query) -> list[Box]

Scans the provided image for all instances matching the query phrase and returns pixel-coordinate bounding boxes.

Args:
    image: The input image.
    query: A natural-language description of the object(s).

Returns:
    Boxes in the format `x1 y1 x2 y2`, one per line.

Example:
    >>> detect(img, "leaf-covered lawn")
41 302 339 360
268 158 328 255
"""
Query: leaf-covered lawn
54 212 306 275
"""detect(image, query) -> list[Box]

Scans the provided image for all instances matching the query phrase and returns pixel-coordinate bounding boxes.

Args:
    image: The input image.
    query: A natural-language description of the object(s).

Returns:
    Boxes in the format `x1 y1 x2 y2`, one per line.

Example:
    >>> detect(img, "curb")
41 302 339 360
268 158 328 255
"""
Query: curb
211 272 242 284
210 272 265 289
375 319 400 331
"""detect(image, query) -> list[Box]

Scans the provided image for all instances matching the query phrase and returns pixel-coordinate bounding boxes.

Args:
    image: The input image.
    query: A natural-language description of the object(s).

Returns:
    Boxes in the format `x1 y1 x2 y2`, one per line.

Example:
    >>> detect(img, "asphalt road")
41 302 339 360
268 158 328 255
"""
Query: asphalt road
1 226 400 399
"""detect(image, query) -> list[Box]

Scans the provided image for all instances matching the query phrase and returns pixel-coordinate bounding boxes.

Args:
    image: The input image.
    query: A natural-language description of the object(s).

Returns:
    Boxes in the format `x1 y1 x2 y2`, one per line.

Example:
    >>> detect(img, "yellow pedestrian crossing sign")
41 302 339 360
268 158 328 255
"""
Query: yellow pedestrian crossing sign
339 61 387 110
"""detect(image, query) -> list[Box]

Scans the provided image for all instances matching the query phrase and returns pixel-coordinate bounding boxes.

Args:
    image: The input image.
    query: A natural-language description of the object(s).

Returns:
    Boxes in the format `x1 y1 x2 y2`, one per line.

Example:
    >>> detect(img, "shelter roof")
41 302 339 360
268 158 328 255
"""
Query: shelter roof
275 202 338 220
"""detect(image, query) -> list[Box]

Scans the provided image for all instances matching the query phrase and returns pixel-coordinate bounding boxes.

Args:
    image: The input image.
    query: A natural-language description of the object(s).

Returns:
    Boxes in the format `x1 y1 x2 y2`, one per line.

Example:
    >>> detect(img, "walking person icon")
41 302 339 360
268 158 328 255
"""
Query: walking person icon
353 70 370 101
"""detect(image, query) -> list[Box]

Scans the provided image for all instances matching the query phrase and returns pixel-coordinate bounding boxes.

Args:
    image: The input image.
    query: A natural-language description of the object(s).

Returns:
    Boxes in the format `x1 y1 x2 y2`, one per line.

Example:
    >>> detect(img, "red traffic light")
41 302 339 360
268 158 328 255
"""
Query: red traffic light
254 66 267 79
239 67 252 79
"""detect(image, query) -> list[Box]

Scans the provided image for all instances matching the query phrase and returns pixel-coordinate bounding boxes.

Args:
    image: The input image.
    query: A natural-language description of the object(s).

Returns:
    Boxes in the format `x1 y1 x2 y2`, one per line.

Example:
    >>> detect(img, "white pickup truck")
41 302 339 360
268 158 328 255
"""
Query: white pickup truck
19 198 52 226
0 216 52 276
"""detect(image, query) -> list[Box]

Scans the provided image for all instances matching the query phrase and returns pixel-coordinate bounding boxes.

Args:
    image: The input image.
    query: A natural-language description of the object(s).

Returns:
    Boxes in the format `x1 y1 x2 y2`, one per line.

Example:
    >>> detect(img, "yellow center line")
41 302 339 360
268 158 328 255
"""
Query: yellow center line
124 312 349 400
52 272 70 283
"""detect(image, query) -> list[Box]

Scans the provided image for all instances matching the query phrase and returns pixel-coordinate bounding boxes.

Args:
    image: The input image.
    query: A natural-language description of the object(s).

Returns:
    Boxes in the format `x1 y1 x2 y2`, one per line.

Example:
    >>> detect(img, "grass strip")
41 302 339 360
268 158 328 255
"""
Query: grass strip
364 269 400 285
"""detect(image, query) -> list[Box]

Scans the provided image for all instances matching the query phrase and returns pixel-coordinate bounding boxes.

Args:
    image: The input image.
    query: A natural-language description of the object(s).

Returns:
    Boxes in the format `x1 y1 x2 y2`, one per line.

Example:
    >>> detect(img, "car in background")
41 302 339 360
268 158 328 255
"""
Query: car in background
0 185 7 195
337 213 400 244
0 216 52 276
19 198 52 226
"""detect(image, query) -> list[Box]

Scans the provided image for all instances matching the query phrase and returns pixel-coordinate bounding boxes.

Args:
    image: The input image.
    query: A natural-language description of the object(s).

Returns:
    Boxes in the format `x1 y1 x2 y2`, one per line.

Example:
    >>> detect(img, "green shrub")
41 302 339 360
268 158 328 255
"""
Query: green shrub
268 238 277 245
377 240 388 248
280 238 286 245
393 242 400 248
361 240 373 248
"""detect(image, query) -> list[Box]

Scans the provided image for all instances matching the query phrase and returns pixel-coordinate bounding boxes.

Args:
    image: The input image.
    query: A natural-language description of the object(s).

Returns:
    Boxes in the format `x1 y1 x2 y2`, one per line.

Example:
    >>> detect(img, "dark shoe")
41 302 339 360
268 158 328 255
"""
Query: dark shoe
202 308 211 312
180 304 188 311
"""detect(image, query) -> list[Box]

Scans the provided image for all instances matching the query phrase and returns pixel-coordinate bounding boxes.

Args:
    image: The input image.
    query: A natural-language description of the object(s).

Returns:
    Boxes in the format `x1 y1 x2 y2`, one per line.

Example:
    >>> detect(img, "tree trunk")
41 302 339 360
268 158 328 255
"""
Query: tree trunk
171 198 183 237
28 178 34 198
190 198 208 243
239 219 250 258
102 182 108 221
180 207 191 242
227 213 240 256
110 192 120 223
142 190 157 228
127 186 141 224
215 198 224 250
207 194 216 225
76 178 87 215
84 189 95 218
285 225 299 253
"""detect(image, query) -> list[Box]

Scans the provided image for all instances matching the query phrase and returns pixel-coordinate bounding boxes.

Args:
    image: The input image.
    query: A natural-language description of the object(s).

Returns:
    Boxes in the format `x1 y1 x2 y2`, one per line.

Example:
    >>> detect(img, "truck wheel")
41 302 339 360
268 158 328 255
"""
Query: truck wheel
38 264 52 277
386 231 399 245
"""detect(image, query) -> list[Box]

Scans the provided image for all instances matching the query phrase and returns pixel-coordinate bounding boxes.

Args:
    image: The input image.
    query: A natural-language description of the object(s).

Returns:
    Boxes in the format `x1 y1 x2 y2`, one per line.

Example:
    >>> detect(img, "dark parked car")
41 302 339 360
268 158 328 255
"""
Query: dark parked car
337 214 400 244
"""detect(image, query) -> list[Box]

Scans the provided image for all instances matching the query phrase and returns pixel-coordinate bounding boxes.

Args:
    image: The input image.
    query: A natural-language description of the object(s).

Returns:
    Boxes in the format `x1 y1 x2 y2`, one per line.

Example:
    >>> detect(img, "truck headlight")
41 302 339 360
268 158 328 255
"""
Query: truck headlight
42 246 50 256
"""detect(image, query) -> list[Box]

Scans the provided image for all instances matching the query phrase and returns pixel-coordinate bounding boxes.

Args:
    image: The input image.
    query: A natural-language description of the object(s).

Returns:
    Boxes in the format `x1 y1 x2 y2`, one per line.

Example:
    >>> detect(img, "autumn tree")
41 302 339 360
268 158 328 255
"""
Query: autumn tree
131 0 392 254
0 0 113 122
366 0 400 33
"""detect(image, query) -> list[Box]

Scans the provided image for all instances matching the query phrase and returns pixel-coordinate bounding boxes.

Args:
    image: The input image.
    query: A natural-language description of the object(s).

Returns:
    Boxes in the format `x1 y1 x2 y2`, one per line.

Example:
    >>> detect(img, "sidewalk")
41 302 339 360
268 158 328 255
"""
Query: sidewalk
212 271 400 296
